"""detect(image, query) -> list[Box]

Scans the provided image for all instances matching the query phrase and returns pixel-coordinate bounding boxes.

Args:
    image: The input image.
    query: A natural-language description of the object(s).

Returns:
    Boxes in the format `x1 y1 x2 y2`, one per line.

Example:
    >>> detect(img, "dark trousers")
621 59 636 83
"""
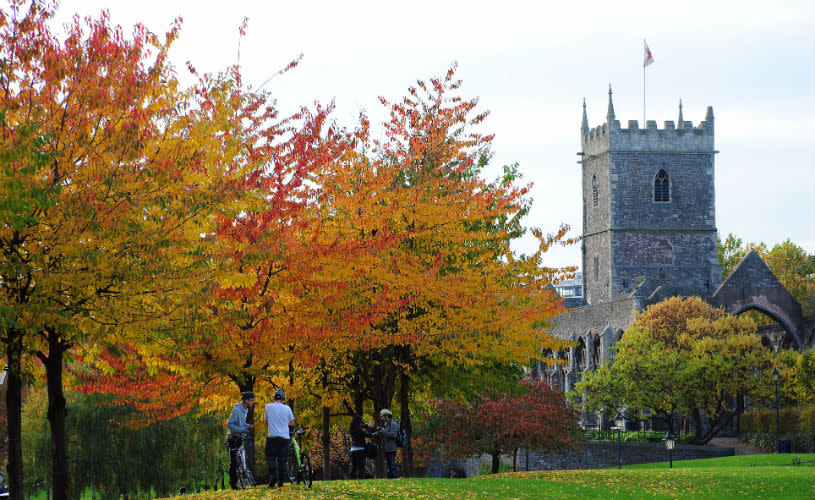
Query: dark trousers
227 436 243 489
350 449 366 478
265 436 291 486
385 451 398 479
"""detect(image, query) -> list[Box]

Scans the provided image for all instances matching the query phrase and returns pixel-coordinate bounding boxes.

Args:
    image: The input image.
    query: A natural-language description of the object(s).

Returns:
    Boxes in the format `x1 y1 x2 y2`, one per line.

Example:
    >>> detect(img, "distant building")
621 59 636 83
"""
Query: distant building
554 271 582 299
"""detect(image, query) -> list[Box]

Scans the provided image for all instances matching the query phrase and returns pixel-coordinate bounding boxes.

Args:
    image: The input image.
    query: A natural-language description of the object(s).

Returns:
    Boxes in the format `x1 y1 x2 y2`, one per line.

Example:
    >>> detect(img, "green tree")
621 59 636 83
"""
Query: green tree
574 297 771 444
23 388 226 500
773 348 815 407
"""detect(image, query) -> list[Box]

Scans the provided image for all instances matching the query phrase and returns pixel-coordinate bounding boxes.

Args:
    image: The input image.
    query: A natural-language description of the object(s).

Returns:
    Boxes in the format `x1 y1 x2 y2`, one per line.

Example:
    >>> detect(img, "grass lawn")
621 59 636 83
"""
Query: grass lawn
161 454 815 500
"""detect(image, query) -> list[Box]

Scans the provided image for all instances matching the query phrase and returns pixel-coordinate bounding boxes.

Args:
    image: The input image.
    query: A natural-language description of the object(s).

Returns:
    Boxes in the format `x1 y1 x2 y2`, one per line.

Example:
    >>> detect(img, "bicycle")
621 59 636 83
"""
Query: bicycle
286 428 313 487
227 434 255 489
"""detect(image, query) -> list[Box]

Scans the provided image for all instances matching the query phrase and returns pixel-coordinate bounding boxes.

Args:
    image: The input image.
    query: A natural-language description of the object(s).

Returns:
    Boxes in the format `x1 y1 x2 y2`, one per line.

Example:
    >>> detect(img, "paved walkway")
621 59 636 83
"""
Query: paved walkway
707 437 768 455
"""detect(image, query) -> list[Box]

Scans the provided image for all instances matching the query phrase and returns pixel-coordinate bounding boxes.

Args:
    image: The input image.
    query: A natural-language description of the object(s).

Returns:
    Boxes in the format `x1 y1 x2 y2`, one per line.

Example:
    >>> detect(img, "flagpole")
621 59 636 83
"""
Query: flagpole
642 38 648 128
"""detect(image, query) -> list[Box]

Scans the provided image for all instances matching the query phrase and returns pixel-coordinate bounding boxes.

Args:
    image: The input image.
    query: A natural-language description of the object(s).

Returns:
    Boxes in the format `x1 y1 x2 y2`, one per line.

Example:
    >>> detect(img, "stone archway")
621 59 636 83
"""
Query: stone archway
710 250 809 349
732 304 798 352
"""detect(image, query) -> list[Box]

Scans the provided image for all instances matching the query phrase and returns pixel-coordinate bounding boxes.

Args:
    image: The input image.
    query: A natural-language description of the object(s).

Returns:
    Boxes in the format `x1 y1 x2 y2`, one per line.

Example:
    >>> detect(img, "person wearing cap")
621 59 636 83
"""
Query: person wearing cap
378 408 399 478
263 388 295 487
226 391 256 489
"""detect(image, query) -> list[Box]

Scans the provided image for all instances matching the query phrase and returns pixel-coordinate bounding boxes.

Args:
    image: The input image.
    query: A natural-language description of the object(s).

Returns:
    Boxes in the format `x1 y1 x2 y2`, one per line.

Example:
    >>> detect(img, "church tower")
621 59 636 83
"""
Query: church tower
579 89 722 305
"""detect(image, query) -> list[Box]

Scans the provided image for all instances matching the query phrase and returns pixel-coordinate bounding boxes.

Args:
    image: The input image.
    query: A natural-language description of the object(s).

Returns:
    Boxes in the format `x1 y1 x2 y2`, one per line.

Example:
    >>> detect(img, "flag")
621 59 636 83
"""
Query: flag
643 40 654 68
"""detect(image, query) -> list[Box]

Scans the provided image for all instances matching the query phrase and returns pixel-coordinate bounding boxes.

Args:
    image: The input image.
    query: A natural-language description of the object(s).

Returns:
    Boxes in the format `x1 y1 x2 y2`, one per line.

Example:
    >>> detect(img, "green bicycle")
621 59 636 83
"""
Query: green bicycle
286 428 313 487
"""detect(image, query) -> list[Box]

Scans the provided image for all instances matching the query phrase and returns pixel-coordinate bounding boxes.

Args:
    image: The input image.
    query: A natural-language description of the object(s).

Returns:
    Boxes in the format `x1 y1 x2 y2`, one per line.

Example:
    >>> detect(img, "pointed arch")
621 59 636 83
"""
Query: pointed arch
654 169 670 202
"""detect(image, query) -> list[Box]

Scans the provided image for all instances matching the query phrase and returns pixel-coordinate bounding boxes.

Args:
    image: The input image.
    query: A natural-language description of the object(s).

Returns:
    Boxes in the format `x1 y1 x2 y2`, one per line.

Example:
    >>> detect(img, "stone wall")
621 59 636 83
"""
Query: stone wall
521 441 733 471
423 441 734 477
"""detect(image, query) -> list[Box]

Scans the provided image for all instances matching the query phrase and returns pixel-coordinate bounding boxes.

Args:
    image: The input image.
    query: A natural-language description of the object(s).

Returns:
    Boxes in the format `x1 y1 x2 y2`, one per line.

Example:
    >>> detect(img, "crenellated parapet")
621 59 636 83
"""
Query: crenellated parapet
581 89 714 157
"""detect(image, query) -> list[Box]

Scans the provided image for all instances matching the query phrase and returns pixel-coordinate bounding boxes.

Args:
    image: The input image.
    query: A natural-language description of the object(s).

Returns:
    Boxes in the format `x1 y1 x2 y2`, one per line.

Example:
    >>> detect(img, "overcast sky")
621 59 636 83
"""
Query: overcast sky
53 0 815 269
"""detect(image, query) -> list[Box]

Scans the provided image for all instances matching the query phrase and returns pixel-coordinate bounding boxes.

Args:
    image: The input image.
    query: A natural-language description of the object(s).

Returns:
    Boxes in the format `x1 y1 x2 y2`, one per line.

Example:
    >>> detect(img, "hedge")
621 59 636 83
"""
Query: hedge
740 408 814 433
739 431 815 453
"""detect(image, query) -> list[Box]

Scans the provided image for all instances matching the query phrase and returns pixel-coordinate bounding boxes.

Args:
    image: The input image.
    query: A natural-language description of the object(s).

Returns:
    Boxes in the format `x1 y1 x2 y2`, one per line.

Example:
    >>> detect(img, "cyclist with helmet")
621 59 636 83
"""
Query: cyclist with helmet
226 391 256 489
263 388 295 487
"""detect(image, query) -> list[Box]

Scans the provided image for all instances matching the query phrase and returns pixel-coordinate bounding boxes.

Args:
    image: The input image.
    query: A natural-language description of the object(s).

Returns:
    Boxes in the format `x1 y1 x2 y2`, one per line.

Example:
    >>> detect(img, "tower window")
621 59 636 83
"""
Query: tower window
593 256 599 281
654 169 670 202
592 175 599 208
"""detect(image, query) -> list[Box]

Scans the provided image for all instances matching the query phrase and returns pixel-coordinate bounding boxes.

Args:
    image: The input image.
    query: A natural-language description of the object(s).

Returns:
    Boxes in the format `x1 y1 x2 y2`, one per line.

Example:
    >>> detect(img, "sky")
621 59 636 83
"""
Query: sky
51 0 814 270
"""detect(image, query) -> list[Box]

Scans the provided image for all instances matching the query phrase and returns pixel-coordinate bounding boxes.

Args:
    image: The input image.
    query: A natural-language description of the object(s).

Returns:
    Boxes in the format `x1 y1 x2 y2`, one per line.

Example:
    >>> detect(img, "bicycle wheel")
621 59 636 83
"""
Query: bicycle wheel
285 447 298 484
301 453 313 488
238 466 255 489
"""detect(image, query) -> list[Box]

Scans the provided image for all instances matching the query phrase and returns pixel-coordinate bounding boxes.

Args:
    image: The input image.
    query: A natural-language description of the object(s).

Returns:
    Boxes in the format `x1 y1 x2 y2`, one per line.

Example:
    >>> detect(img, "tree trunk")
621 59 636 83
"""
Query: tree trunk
321 405 331 480
490 451 500 474
42 330 69 500
372 398 386 478
398 371 414 477
5 341 25 500
525 449 530 472
370 374 396 478
512 448 518 472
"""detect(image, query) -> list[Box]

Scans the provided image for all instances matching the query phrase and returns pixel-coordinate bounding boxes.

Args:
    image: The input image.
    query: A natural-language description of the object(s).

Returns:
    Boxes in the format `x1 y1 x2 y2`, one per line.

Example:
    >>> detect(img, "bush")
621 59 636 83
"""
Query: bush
740 408 814 433
739 431 815 453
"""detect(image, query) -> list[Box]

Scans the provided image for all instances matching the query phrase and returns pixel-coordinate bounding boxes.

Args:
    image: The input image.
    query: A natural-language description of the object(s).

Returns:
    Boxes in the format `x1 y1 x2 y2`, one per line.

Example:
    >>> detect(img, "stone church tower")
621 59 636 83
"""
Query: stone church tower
579 88 721 305
541 89 812 398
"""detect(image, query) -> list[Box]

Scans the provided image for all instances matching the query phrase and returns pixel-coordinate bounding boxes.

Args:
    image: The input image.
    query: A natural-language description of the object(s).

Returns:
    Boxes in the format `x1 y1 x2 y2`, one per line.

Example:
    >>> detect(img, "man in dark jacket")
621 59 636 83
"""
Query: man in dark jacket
378 409 399 478
226 391 256 489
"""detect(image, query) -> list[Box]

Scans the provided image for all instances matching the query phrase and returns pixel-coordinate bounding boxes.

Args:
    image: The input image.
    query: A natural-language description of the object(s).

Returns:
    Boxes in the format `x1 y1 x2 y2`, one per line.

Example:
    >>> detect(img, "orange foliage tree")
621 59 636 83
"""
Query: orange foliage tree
0 3 257 497
303 66 572 476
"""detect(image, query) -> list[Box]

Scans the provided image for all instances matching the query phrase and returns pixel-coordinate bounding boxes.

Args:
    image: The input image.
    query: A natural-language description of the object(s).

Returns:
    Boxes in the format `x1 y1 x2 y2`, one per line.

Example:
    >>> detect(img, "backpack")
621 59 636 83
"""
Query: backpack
394 421 407 448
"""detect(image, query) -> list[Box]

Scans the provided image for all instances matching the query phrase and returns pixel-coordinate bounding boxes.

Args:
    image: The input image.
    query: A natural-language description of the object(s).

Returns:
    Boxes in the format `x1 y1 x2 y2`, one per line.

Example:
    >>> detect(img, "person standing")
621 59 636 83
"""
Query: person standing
226 391 256 490
378 409 399 479
349 414 375 479
263 388 295 487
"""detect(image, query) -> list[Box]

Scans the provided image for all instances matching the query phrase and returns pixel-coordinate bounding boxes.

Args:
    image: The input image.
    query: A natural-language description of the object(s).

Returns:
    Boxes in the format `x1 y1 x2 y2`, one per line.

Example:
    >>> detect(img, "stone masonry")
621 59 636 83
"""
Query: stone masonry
544 88 813 401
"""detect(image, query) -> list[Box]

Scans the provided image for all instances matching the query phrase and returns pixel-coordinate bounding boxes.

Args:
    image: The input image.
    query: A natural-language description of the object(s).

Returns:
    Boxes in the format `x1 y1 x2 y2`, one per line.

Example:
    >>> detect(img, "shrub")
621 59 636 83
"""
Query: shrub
739 431 815 453
740 408 814 433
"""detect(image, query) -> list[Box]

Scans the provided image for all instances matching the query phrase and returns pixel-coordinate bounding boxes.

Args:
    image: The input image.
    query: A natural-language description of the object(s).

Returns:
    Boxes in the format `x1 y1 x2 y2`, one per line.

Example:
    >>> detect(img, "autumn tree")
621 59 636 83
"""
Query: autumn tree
772 348 815 408
415 380 579 474
574 296 771 444
0 3 255 497
311 66 570 476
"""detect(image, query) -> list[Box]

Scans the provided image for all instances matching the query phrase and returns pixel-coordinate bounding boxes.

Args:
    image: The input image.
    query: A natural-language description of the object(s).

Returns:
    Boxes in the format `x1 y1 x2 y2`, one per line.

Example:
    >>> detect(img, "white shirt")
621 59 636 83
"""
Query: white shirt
264 402 294 439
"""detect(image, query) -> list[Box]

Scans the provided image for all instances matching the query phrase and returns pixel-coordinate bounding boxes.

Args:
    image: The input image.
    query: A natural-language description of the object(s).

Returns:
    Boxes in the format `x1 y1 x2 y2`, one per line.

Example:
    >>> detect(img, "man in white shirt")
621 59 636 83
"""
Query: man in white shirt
263 388 295 487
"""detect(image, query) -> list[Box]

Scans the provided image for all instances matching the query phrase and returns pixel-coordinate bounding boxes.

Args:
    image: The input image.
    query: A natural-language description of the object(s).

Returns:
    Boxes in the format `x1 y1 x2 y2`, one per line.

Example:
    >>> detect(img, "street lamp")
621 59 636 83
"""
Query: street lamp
663 431 676 468
773 368 781 453
614 410 626 469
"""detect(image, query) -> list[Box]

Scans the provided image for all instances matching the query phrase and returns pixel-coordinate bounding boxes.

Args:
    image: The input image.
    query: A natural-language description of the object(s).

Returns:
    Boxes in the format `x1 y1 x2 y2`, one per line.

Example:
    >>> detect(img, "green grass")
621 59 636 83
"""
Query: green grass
158 454 815 500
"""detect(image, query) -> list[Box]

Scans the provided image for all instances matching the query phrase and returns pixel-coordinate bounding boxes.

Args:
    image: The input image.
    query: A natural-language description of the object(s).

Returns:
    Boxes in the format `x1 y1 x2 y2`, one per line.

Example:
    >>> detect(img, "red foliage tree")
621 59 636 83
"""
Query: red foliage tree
415 380 579 473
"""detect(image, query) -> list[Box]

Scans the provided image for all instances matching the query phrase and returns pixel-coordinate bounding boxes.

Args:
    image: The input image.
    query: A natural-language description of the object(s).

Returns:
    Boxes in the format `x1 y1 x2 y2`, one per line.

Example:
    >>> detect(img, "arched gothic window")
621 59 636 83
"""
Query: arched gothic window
592 175 599 207
654 169 670 202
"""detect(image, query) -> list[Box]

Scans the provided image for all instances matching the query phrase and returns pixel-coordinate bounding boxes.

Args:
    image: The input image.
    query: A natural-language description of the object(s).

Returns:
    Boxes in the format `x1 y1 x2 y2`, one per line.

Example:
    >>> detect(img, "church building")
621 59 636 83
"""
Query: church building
538 89 812 399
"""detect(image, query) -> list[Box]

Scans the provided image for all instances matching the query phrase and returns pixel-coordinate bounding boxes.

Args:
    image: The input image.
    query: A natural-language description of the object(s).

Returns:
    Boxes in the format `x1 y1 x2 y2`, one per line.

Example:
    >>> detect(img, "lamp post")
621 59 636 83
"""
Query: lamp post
663 431 676 468
773 368 781 453
614 411 626 469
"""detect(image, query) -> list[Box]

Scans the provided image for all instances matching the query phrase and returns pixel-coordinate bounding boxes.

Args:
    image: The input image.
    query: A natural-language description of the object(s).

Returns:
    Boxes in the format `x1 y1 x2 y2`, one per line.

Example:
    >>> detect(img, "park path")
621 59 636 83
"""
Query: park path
707 437 767 455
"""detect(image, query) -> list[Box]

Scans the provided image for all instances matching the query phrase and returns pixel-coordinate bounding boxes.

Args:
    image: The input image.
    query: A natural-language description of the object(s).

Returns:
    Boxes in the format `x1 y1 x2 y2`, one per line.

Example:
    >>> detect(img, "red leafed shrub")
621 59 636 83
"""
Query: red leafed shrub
414 380 580 473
